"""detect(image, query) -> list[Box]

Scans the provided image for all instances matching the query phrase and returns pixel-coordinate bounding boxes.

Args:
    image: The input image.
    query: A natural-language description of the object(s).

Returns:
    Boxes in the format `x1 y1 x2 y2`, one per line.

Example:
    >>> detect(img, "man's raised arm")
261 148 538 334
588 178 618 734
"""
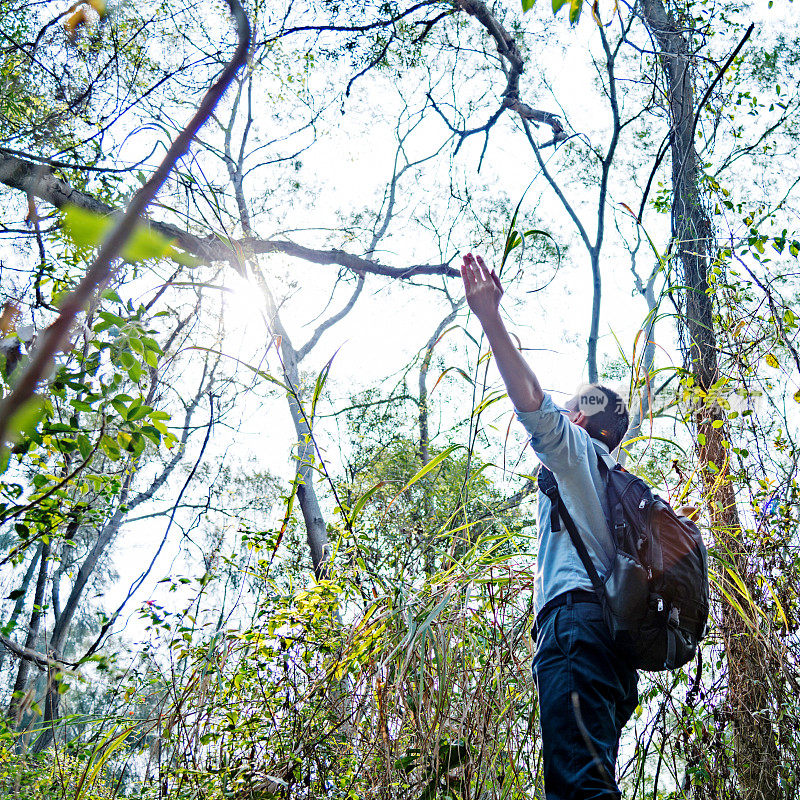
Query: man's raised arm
460 253 544 413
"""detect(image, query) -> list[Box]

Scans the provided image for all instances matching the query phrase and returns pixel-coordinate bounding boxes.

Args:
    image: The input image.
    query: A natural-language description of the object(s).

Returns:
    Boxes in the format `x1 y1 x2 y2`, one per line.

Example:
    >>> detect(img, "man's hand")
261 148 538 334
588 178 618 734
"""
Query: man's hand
459 251 544 412
461 252 503 323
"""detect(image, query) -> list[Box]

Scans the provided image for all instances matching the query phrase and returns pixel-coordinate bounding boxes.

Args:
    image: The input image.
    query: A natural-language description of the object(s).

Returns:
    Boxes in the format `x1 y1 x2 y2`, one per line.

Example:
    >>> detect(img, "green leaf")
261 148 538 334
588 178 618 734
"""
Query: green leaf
416 590 454 641
143 349 158 368
568 0 582 23
310 351 338 420
62 205 197 266
140 425 162 445
141 336 162 354
521 0 535 10
552 0 569 12
101 288 122 303
100 434 121 461
472 389 506 418
129 336 144 355
125 227 175 261
431 366 474 394
62 205 111 251
169 249 201 268
131 432 146 458
765 353 779 369
6 395 46 444
77 434 93 460
500 178 560 275
127 403 152 422
394 749 421 773
77 724 137 796
348 481 386 528
97 311 124 326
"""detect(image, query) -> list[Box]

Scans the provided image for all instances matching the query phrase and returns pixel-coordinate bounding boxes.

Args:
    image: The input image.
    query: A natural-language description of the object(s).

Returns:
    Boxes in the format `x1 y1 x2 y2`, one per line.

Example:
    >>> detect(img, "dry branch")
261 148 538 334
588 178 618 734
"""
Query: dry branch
450 0 566 150
0 633 73 671
0 153 459 280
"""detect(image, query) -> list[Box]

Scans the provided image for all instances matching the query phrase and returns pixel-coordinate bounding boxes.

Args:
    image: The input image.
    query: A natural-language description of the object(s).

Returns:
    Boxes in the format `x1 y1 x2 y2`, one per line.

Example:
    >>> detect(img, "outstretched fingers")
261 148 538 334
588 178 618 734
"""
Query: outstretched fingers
461 254 476 290
464 253 488 283
462 252 503 306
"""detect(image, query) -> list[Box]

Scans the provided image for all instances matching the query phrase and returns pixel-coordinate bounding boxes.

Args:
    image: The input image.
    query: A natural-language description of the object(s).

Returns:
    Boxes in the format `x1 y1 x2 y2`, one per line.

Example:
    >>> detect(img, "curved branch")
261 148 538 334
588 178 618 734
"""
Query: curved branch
0 634 74 672
297 274 366 361
432 0 565 151
521 120 593 254
244 239 459 278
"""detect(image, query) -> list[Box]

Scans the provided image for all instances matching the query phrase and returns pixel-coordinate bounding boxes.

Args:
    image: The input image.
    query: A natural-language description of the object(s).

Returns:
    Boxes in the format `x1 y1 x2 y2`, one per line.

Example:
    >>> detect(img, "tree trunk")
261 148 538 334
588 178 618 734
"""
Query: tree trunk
221 111 333 581
8 540 49 724
619 258 659 465
0 548 41 675
249 267 331 580
282 335 331 580
641 1 778 796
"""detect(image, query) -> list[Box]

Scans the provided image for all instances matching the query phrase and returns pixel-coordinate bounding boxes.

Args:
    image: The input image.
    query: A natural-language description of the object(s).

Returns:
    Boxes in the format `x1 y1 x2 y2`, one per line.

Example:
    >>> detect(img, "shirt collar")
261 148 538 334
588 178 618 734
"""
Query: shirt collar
558 407 611 454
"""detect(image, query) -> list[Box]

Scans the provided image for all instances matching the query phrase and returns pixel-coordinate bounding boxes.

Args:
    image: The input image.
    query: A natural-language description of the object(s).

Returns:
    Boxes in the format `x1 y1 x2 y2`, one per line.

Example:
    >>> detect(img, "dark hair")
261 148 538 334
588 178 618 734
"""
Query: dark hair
571 384 629 451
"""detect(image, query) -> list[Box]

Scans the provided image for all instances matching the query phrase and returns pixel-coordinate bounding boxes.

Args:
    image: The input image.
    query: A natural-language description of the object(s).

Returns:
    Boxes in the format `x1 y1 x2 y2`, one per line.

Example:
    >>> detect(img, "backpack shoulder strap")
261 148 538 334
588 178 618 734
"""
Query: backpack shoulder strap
592 442 627 538
537 465 605 599
592 440 618 473
536 466 563 533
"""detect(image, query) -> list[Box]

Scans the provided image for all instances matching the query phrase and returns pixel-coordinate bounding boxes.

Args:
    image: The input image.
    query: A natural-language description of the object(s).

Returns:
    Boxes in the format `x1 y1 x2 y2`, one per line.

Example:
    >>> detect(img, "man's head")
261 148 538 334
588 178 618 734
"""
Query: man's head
566 384 629 451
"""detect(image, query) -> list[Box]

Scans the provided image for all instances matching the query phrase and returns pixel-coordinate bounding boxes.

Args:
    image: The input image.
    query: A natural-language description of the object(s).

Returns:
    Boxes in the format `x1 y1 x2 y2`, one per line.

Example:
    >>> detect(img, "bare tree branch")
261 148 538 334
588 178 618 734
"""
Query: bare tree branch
297 275 365 361
0 154 459 279
437 0 566 152
0 633 73 672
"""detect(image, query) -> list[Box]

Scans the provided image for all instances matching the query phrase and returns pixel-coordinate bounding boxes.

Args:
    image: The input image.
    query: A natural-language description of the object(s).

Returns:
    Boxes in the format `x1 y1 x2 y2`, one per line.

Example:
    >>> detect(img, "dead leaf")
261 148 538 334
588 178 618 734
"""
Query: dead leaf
64 4 90 40
0 302 21 336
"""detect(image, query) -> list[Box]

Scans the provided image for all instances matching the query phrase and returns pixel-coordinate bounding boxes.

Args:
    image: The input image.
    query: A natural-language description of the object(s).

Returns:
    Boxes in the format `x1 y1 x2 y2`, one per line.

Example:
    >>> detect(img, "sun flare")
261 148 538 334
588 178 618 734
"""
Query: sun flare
222 274 267 335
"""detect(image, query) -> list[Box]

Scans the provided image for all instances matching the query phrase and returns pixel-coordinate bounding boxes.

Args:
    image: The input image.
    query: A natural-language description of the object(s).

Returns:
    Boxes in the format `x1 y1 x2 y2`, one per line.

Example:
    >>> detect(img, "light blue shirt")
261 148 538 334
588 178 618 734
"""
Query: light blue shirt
516 393 615 612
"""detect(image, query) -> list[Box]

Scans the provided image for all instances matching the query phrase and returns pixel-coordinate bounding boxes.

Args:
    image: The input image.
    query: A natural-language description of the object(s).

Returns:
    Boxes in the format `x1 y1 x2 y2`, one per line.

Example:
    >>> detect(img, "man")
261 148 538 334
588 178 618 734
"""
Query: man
460 252 637 799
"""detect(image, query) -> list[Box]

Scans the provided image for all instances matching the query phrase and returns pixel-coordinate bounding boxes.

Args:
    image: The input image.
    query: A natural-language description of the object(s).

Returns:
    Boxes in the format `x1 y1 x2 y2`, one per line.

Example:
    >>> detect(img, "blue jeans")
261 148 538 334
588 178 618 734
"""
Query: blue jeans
533 594 639 800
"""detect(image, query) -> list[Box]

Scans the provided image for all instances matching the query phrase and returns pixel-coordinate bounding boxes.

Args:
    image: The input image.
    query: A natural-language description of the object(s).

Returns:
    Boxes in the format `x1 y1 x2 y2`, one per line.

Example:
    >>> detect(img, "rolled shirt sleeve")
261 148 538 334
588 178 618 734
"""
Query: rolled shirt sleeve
515 393 588 476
